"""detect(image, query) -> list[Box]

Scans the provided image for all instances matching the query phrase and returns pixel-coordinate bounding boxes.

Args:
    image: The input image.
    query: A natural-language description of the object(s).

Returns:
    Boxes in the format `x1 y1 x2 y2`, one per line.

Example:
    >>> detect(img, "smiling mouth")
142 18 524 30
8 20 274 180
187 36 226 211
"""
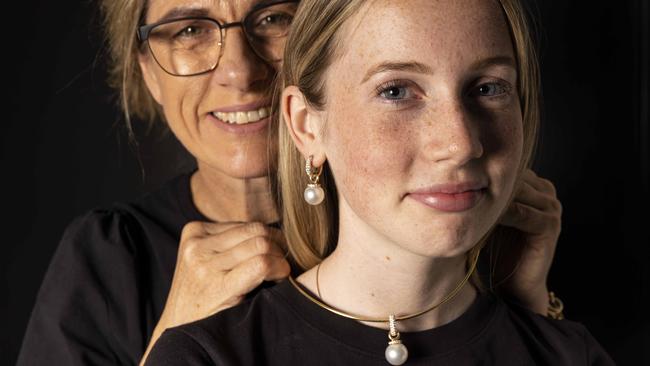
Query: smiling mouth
211 106 270 125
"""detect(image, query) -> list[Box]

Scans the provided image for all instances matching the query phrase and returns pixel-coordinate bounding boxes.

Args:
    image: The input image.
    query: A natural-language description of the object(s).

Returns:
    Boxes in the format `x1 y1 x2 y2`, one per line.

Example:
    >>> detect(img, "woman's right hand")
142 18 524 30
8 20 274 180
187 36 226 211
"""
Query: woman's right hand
140 221 291 365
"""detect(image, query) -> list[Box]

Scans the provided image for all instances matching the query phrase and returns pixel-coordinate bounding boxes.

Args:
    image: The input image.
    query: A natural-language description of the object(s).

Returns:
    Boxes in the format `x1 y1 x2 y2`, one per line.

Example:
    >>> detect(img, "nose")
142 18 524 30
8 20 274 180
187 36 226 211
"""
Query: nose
210 26 272 92
421 99 484 166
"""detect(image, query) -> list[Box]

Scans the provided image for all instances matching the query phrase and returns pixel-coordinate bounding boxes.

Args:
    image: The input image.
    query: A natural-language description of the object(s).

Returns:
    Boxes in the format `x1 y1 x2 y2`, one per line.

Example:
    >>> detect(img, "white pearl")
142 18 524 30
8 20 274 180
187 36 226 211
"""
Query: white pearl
385 343 408 365
304 184 324 205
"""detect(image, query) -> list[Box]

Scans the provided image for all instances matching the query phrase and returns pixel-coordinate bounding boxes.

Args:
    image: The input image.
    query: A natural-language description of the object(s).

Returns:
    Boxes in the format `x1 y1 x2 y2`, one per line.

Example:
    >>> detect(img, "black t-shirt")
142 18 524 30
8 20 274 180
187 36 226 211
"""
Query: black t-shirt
18 172 207 365
145 280 615 366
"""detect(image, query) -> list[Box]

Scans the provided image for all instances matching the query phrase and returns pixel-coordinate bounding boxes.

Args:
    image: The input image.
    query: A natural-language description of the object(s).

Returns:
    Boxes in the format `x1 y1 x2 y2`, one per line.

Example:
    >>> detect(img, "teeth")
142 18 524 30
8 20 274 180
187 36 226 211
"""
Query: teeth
247 110 260 121
236 112 248 124
212 106 270 125
258 107 268 118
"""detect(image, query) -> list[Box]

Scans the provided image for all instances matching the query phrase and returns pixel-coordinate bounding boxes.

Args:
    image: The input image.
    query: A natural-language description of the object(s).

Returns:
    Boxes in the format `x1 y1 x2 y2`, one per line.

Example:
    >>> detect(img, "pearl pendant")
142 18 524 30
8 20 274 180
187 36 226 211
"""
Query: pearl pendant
385 340 408 365
304 183 325 205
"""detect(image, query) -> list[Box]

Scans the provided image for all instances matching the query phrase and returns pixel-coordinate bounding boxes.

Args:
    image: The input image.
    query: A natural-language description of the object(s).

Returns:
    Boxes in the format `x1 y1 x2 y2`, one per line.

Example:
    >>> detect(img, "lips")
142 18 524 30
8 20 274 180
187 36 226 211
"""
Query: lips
408 182 487 212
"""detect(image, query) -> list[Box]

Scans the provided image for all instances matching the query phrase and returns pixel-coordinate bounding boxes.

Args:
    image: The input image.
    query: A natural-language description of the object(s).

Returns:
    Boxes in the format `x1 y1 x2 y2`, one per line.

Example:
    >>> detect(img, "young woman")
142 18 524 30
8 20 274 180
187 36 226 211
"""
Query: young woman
19 0 565 365
144 0 614 365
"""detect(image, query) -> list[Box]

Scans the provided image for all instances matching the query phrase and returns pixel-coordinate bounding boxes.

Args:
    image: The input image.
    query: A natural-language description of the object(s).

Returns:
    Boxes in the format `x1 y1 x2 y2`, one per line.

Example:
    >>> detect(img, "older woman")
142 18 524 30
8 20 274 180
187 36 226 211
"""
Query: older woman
145 0 614 365
19 0 564 365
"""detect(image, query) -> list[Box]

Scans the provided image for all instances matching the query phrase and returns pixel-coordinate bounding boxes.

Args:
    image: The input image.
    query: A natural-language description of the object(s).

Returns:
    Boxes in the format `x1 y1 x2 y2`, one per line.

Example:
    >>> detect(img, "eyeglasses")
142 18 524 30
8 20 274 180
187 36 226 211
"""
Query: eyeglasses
137 0 299 77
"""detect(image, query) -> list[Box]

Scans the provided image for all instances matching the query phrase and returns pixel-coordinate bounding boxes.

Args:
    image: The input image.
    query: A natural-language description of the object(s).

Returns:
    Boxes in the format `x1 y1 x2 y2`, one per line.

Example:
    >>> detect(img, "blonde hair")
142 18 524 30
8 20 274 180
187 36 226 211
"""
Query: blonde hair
277 0 542 277
99 0 162 135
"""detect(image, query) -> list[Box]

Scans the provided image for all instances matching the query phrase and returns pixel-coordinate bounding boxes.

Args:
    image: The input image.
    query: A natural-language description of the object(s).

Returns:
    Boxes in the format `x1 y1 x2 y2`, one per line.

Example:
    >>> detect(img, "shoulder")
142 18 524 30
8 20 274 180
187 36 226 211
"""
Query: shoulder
18 173 198 366
181 286 280 342
145 327 216 366
148 286 286 365
35 172 200 314
45 171 201 296
497 299 616 365
60 171 198 255
125 170 204 229
18 208 152 365
503 298 591 340
55 203 160 269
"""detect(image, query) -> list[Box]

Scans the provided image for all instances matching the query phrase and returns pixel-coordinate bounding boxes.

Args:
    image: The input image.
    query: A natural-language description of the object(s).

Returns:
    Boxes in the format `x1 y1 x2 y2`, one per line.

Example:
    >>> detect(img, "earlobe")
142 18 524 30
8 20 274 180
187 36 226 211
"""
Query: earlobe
138 54 163 105
281 86 326 166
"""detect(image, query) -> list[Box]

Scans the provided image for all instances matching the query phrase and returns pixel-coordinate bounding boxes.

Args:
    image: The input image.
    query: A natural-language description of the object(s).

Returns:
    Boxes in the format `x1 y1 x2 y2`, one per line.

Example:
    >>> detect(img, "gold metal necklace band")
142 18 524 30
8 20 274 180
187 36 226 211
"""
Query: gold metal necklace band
288 251 480 323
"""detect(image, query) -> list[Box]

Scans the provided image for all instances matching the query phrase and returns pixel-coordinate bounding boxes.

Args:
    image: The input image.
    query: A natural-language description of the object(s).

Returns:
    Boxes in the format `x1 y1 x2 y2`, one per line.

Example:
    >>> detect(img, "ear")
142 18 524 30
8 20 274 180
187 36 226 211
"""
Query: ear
281 85 327 167
138 53 163 104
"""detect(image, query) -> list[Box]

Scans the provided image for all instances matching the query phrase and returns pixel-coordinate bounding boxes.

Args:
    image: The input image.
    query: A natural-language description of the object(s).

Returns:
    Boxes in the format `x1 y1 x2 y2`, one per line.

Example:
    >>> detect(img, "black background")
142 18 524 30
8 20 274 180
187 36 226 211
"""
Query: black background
1 0 648 365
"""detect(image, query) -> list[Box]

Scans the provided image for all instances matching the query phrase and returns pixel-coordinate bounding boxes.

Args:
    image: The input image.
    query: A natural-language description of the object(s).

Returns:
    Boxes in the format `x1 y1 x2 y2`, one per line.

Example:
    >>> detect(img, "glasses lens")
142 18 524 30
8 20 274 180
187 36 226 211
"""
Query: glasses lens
148 19 221 76
245 2 298 62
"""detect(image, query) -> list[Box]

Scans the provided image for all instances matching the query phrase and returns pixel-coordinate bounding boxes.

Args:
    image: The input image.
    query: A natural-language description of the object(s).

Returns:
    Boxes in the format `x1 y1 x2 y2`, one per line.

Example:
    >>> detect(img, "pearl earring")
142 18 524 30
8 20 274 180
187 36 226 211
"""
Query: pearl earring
304 155 325 205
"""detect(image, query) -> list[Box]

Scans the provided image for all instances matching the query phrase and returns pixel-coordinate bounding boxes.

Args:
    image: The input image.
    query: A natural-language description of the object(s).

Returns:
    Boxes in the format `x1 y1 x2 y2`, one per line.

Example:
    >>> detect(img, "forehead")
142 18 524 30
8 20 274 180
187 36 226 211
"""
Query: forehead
145 0 262 23
338 0 514 72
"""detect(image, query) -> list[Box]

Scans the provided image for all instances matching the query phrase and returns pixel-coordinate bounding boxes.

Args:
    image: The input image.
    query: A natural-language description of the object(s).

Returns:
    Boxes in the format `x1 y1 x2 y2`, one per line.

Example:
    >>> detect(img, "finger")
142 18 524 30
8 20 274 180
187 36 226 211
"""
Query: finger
180 221 211 240
204 223 286 253
180 221 246 241
521 169 557 196
186 222 278 253
499 202 558 235
212 235 287 270
178 222 249 262
201 221 248 235
179 223 286 262
224 254 292 296
514 181 557 212
522 168 536 177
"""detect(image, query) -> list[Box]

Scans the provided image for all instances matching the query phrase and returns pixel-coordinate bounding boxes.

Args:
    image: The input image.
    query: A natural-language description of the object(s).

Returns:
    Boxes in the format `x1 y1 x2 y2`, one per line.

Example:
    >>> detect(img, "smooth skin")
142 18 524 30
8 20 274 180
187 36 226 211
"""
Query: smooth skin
137 0 561 362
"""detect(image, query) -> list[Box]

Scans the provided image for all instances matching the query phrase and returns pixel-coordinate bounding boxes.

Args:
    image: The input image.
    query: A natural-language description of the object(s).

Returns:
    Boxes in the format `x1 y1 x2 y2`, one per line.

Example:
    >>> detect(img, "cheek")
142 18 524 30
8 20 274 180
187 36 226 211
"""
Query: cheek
158 76 207 131
325 107 413 206
483 110 524 201
489 120 522 167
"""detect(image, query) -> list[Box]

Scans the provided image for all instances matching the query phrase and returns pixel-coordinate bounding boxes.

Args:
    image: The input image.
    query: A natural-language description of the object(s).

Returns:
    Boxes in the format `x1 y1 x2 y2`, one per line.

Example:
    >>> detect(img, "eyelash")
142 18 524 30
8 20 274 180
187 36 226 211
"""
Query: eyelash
471 81 512 99
373 79 513 106
374 80 419 105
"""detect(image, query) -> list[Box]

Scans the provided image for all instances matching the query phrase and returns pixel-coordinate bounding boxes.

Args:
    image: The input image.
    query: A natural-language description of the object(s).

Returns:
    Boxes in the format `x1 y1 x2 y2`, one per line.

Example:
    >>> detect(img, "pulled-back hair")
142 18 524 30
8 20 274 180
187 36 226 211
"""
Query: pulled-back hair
99 0 162 133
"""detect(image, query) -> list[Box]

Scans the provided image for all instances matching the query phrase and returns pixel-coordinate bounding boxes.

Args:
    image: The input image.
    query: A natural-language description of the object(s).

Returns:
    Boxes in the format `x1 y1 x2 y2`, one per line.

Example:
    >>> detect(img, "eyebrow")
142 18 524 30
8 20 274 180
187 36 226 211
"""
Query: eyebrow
470 55 517 70
361 61 433 84
360 56 517 84
154 0 273 23
156 7 211 22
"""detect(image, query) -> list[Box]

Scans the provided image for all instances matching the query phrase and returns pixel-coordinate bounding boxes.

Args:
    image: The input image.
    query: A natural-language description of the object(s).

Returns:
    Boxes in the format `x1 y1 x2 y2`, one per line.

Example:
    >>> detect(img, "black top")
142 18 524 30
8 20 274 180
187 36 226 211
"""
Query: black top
145 280 615 366
18 172 207 365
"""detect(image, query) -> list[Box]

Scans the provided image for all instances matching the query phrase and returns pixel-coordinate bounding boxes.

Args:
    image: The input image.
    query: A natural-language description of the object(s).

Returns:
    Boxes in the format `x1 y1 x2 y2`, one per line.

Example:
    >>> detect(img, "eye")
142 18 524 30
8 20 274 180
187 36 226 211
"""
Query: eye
257 12 293 27
381 86 408 99
175 25 204 38
474 82 510 97
250 10 294 37
375 80 418 103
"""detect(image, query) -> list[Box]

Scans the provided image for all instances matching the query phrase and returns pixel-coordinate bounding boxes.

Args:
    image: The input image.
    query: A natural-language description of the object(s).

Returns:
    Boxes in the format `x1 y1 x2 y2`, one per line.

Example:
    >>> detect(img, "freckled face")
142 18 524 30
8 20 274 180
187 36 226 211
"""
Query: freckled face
141 0 286 178
321 0 524 257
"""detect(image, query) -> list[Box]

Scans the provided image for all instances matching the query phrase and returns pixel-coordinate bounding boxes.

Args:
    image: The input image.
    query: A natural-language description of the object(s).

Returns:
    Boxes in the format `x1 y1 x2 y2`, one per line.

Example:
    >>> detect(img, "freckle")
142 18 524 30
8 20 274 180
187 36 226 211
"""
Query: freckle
371 293 376 297
385 256 391 261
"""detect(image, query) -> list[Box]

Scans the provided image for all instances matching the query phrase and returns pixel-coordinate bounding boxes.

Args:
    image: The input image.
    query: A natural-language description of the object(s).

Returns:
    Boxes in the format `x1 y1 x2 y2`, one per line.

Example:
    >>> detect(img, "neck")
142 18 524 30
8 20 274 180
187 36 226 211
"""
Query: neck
191 162 279 223
297 205 477 332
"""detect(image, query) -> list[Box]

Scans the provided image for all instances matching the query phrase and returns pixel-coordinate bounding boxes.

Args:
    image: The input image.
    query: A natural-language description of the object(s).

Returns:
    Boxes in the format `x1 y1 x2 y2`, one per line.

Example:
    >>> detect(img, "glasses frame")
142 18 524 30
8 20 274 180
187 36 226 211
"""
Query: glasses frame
137 0 299 77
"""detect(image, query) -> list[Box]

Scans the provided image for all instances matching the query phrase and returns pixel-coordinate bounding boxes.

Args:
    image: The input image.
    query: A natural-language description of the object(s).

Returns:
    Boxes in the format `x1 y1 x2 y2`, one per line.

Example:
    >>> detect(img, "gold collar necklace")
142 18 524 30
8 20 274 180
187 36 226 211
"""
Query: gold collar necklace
288 253 480 365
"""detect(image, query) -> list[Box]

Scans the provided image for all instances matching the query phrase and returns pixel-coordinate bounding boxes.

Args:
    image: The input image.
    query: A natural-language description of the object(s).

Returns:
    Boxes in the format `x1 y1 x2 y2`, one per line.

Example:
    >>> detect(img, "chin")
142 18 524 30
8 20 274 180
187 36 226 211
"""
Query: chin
401 229 480 259
198 155 270 180
213 148 272 179
223 164 270 180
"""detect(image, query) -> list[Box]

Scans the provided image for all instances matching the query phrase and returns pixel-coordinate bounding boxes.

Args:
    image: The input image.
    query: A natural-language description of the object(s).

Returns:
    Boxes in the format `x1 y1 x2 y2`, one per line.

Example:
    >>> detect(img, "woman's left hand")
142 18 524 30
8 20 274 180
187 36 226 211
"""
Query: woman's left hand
497 168 563 315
